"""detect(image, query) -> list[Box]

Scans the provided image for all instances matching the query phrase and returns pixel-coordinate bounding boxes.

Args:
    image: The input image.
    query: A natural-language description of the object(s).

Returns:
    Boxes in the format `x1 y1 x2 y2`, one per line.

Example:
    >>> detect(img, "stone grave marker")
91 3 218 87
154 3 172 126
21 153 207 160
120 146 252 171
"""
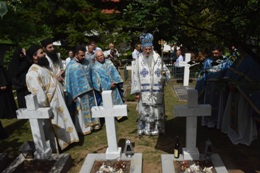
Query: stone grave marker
80 90 142 173
16 94 53 159
3 94 72 173
161 154 228 173
160 89 228 173
178 53 191 86
174 89 211 160
91 90 128 160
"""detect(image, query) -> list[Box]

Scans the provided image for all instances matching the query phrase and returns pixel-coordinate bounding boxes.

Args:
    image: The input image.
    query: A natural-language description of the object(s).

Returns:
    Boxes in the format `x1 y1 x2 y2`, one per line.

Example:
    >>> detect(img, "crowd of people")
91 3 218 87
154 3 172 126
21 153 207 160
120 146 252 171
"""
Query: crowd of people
0 33 259 148
0 38 126 149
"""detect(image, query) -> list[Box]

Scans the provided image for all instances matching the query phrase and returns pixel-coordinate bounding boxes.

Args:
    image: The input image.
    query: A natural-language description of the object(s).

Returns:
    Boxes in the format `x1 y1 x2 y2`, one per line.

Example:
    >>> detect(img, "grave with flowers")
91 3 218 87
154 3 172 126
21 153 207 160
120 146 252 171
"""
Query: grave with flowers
79 91 142 173
161 89 228 173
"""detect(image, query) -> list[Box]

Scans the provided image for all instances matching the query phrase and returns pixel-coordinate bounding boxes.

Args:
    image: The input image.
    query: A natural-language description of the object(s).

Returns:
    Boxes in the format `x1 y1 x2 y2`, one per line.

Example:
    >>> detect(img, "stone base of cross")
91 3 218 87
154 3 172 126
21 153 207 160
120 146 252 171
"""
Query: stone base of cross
178 53 191 86
91 90 127 160
174 89 211 160
16 94 53 159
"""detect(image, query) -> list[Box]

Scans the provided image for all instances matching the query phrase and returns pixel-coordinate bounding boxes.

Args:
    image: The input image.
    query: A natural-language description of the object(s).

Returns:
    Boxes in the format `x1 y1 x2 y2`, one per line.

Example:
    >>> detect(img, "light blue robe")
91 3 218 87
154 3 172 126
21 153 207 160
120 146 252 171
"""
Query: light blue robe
65 59 100 133
91 59 124 112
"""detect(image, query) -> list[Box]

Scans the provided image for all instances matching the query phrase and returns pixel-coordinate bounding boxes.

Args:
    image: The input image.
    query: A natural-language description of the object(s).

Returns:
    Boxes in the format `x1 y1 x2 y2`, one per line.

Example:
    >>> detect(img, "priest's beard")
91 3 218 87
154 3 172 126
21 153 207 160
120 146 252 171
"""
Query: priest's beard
37 57 50 68
46 51 59 65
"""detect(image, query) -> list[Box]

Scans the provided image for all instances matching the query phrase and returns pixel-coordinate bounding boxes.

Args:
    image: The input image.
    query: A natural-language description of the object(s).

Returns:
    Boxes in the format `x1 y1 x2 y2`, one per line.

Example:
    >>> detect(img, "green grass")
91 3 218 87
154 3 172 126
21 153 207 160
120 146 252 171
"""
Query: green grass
0 79 186 172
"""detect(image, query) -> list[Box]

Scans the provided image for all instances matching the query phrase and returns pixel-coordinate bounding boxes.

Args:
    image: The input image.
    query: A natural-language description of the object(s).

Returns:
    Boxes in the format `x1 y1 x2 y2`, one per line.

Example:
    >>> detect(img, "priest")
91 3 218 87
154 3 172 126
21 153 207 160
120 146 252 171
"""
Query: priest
26 44 79 150
131 33 171 135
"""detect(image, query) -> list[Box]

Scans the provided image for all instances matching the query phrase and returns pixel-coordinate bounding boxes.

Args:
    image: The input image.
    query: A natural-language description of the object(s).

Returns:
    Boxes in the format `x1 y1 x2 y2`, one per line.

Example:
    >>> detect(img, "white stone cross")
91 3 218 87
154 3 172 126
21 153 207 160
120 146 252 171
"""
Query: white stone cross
91 90 127 160
174 89 211 160
16 94 53 159
178 53 191 86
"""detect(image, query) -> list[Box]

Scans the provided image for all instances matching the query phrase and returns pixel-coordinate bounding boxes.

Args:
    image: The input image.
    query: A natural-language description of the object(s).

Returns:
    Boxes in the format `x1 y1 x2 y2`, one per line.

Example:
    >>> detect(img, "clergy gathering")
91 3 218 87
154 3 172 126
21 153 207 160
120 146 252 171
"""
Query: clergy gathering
0 1 260 173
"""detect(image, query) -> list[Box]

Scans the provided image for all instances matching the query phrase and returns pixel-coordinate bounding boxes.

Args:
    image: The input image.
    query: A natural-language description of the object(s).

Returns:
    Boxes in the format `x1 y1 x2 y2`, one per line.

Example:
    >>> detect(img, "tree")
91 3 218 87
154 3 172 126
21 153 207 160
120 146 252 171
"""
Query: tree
120 0 260 61
1 0 259 62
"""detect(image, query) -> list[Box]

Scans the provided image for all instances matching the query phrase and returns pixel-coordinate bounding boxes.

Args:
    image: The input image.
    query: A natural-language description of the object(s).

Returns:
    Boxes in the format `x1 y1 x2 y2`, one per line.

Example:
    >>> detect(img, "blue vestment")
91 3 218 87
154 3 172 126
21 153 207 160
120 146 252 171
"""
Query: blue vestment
220 55 260 145
225 55 260 120
195 56 233 127
91 59 124 108
65 59 99 132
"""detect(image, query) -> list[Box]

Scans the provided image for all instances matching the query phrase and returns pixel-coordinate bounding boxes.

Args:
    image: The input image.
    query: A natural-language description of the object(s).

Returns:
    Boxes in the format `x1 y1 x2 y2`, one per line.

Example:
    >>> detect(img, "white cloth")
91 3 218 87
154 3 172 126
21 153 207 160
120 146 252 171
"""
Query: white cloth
26 64 79 150
45 54 64 76
104 49 120 58
65 57 72 69
132 49 141 60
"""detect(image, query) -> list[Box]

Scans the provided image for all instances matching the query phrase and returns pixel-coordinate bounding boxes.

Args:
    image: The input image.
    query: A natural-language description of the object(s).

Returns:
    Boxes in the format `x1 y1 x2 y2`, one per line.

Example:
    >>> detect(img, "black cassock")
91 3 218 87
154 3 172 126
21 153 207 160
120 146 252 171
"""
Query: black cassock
0 65 17 119
0 121 7 139
8 48 31 108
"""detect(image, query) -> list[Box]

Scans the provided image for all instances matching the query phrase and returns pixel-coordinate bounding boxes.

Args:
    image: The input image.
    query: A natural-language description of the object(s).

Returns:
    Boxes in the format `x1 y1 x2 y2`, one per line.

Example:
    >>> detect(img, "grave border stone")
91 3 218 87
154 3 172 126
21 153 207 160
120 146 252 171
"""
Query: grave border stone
2 153 72 173
161 154 228 173
79 153 142 173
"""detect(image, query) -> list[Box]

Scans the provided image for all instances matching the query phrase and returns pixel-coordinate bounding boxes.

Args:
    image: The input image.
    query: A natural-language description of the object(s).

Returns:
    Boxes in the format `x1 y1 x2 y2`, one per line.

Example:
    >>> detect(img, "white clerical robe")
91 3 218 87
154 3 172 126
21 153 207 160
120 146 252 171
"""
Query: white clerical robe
46 54 64 77
131 51 171 134
26 64 79 150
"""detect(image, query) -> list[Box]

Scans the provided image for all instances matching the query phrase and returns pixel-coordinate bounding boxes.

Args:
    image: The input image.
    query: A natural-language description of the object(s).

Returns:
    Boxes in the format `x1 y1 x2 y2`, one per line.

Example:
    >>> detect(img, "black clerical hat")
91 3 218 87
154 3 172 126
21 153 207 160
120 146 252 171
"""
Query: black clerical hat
27 44 41 58
41 38 53 48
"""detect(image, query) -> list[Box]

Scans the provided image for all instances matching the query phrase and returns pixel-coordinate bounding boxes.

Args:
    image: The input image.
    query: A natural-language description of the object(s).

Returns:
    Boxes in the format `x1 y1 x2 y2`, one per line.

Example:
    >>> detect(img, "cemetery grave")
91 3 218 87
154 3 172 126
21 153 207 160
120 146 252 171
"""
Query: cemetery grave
79 91 142 173
161 89 228 173
90 159 130 173
2 95 71 173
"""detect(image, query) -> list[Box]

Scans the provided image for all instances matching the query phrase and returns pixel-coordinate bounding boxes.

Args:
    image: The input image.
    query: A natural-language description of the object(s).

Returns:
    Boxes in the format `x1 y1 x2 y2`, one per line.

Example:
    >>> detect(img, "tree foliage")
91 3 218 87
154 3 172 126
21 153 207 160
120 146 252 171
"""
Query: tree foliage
1 0 260 62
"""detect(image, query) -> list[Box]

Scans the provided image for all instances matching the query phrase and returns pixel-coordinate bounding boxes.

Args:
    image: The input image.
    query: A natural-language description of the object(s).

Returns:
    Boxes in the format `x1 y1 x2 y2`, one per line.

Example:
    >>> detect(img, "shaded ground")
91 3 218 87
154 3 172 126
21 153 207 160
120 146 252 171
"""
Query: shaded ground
15 160 56 173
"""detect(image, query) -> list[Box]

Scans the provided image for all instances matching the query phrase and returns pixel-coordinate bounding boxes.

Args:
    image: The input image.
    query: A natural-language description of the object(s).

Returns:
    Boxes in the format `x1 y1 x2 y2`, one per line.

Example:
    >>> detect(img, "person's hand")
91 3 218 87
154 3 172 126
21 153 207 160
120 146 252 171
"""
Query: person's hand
21 48 26 56
135 93 141 101
161 71 166 76
110 83 117 89
56 76 63 82
0 86 7 90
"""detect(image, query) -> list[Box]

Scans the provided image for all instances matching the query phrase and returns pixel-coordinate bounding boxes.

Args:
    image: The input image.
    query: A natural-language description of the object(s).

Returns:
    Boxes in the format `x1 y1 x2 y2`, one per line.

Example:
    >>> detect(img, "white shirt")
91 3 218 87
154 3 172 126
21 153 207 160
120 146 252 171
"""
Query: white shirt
104 49 119 58
175 55 184 66
65 57 72 69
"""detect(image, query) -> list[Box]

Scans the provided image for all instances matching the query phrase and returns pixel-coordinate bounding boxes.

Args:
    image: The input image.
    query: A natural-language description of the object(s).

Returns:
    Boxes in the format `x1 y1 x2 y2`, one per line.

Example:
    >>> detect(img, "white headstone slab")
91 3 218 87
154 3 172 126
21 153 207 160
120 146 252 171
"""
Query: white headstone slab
174 89 211 160
91 90 127 160
178 53 191 86
16 94 53 159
